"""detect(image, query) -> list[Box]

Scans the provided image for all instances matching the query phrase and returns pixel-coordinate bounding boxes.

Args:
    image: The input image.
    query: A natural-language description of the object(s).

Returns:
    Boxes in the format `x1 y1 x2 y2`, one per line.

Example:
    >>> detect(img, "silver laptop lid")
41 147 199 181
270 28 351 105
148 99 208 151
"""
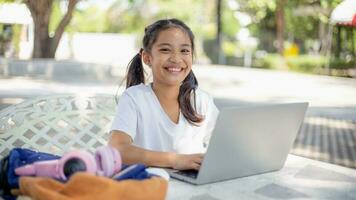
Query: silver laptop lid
196 102 308 184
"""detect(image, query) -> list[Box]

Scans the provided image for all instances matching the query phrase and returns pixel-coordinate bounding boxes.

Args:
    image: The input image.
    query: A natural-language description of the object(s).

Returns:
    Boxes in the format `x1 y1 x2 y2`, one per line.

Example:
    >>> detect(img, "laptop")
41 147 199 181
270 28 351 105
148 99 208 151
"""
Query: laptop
167 102 309 185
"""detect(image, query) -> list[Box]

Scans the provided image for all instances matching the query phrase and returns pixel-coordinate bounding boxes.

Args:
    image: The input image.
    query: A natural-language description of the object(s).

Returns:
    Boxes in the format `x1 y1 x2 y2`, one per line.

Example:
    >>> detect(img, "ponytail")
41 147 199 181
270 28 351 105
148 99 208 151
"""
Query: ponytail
126 48 145 88
179 70 204 125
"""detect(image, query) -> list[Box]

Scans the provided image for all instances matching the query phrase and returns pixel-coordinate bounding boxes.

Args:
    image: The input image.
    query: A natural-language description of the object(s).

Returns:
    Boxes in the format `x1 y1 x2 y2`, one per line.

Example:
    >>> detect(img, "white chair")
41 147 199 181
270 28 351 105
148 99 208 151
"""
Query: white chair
0 94 117 158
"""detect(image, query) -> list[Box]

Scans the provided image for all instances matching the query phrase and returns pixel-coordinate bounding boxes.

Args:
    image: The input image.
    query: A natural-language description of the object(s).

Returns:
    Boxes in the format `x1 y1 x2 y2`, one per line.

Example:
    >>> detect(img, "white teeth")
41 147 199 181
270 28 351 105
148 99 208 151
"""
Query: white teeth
166 67 182 72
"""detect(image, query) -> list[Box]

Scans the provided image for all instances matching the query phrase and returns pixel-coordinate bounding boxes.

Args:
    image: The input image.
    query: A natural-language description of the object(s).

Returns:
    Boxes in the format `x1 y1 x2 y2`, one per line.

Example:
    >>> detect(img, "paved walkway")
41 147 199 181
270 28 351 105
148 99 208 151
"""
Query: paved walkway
0 64 355 168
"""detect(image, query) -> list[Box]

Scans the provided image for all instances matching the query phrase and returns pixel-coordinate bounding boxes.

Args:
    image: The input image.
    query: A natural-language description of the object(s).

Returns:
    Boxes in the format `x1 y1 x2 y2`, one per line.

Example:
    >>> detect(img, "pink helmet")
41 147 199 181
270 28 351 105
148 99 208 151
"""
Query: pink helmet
15 146 122 180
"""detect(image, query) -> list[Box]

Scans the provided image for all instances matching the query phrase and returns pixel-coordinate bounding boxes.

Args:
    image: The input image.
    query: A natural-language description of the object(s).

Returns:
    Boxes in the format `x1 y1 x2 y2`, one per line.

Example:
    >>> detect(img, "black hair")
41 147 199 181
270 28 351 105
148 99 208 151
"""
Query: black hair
123 18 203 125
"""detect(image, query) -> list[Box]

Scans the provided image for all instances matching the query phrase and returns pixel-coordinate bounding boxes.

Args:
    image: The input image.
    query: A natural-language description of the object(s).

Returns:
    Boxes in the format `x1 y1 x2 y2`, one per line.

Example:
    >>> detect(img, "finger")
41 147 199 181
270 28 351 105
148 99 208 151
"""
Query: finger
194 156 203 164
192 163 200 170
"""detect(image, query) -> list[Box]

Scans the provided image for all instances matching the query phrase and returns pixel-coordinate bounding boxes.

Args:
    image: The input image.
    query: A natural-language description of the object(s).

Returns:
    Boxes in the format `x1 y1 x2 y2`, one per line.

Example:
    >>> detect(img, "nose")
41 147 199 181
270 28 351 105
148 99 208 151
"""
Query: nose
169 52 182 63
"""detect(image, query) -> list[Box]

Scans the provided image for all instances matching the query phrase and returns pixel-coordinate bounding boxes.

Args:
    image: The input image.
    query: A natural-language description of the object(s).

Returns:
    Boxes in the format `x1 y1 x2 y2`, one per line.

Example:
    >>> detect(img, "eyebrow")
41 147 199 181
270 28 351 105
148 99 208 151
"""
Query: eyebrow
157 43 191 48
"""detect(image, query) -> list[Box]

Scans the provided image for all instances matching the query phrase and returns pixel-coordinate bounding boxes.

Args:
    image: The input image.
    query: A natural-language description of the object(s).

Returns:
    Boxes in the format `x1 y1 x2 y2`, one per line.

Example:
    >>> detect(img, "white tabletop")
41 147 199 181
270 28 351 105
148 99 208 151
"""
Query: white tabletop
166 154 356 200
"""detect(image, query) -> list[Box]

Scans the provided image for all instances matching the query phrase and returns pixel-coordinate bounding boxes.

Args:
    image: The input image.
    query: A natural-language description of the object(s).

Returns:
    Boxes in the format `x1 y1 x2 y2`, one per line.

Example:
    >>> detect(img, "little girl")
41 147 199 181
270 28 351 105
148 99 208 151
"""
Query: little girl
109 18 219 170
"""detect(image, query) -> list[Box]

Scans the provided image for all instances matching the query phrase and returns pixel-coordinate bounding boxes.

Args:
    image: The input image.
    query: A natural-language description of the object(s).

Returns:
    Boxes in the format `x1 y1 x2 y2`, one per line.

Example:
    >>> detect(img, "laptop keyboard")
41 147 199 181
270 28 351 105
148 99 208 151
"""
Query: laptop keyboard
174 169 199 179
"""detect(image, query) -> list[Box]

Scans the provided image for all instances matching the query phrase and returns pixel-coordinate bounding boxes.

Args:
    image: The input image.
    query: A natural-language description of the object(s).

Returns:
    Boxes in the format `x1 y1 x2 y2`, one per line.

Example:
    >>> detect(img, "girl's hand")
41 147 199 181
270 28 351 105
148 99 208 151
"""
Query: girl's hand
171 153 204 170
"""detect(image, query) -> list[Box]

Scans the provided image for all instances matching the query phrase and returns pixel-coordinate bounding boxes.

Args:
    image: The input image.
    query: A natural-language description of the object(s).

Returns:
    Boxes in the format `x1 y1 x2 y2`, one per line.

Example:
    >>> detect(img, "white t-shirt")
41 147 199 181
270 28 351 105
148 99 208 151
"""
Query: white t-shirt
110 83 219 154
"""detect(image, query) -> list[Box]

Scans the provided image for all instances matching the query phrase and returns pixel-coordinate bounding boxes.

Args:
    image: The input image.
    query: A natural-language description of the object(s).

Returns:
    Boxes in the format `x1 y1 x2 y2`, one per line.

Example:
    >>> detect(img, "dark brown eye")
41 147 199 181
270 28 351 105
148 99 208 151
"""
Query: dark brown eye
159 48 170 52
182 49 191 54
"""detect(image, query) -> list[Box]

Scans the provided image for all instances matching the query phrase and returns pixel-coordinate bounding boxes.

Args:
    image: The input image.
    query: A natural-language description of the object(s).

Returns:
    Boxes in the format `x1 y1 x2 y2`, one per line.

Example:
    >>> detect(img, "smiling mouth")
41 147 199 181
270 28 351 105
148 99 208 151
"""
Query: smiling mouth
165 67 183 72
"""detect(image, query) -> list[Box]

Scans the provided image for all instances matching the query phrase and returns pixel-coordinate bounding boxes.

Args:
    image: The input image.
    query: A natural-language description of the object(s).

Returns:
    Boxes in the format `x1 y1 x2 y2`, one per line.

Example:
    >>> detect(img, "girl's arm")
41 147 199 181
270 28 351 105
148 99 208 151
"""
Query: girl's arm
109 130 203 170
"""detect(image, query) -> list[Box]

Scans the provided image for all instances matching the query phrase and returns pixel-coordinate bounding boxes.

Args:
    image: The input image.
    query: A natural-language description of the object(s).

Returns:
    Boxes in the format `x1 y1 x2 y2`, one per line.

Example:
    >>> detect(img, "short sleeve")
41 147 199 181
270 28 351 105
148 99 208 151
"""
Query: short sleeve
110 92 137 140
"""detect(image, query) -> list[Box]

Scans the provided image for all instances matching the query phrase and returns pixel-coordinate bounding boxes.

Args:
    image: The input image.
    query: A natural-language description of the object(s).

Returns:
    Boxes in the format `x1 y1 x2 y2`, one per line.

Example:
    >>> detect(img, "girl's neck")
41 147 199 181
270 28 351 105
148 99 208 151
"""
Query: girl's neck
151 82 180 101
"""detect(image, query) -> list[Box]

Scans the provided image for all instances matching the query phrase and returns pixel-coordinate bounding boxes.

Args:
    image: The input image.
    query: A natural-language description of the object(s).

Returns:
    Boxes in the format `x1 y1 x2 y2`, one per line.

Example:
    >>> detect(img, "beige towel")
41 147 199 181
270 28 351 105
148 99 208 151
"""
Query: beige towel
19 172 168 200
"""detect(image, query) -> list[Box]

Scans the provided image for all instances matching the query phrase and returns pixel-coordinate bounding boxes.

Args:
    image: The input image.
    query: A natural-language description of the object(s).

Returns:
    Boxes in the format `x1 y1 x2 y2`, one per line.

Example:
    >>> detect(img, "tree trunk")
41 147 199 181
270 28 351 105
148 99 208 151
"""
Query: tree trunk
24 0 78 58
216 0 223 64
319 21 326 53
352 28 355 57
276 0 286 55
336 25 341 58
26 0 52 58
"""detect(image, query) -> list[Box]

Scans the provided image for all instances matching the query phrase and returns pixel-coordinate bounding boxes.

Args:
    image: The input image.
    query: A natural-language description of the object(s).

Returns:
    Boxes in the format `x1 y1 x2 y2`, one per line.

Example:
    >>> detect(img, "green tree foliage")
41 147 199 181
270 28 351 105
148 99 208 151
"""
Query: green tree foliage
71 5 109 32
2 0 347 61
105 0 146 33
67 0 240 40
237 0 344 53
221 3 240 38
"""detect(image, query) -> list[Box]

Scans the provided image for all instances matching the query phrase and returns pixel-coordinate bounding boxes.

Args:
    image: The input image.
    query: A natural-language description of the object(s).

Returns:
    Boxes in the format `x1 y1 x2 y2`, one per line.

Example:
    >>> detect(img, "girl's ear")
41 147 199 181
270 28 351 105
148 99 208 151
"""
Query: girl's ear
142 51 151 67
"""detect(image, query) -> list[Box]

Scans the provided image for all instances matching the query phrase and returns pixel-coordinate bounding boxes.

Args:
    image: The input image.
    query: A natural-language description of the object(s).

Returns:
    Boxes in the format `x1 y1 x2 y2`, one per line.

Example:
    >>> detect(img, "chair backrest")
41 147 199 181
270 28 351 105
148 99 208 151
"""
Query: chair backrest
0 94 117 158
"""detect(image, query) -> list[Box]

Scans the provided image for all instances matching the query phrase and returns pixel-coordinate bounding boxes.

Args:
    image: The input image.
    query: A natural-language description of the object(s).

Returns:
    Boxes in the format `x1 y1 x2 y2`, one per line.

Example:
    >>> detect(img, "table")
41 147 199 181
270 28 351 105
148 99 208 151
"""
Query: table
167 154 356 200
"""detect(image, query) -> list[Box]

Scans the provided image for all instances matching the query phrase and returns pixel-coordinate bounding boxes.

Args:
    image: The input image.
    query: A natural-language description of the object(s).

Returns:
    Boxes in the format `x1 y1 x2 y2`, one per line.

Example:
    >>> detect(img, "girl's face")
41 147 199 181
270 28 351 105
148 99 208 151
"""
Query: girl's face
143 27 193 87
